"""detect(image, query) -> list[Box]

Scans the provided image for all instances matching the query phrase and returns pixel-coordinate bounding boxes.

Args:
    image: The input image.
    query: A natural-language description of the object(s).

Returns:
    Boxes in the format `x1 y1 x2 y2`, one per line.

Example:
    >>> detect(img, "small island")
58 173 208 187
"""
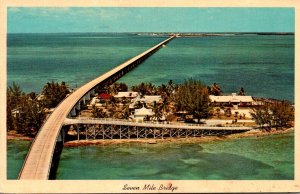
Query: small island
7 78 294 146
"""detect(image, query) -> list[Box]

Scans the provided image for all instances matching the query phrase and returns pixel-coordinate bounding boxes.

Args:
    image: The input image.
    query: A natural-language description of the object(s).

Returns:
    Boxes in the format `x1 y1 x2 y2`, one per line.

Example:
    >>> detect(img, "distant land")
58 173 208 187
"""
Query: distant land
134 32 294 37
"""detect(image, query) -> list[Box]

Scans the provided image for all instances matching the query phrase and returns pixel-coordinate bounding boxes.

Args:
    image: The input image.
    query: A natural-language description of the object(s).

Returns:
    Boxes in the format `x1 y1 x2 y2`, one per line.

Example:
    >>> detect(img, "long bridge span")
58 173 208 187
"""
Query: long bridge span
19 36 175 180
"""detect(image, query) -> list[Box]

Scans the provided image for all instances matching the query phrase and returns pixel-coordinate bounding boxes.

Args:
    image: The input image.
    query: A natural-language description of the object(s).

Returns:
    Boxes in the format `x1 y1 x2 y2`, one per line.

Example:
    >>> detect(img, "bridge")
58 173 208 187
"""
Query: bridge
18 35 175 180
64 117 252 140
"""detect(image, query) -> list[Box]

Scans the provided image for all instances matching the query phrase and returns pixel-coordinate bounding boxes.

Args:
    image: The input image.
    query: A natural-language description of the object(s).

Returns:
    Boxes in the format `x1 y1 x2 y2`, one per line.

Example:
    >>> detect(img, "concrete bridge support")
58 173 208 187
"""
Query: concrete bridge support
70 107 76 117
75 102 81 110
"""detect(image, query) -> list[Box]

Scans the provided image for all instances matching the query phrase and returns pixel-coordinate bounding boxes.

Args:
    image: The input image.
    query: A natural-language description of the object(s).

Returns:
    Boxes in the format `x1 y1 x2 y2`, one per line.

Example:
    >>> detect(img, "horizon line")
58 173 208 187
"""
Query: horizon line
7 31 295 34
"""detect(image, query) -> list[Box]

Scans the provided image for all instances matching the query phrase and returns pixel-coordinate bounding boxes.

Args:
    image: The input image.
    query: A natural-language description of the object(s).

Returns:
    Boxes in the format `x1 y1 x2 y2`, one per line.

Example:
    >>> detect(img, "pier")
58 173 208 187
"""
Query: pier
18 36 175 180
64 117 252 140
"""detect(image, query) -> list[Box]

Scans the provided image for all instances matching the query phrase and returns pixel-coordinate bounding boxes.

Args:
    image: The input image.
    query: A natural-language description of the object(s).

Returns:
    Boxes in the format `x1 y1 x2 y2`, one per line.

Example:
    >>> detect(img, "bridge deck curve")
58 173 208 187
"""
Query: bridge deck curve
19 36 175 180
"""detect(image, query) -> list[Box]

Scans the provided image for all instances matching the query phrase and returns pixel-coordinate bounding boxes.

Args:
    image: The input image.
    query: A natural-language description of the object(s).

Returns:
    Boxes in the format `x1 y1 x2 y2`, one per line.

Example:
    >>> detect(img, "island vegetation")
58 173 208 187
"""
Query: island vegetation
7 81 70 137
7 78 294 139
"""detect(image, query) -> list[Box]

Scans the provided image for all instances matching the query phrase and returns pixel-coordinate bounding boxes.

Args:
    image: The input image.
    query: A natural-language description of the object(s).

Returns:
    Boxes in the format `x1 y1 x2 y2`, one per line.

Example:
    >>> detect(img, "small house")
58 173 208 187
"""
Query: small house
131 107 154 122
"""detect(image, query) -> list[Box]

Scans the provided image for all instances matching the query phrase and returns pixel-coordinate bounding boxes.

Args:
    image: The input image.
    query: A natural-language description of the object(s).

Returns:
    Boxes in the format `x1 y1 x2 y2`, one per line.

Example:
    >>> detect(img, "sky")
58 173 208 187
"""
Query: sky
7 7 294 33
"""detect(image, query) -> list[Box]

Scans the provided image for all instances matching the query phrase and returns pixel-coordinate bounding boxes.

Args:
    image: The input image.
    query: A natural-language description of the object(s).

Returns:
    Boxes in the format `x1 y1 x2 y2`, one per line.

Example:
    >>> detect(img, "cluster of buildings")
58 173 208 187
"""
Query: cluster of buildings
88 91 255 122
89 91 163 122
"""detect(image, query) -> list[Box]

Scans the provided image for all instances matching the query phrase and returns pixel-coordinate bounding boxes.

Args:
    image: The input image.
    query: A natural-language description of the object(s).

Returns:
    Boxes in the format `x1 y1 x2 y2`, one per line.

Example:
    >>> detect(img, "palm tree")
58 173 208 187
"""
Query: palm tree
210 83 222 96
42 81 70 108
152 103 163 121
238 87 245 96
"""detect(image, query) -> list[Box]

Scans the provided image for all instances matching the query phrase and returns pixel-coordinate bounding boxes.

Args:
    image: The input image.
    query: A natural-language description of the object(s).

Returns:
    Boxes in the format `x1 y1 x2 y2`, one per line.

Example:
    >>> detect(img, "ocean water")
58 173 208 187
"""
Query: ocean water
120 35 294 102
55 132 294 180
7 140 31 179
7 33 294 102
7 33 294 179
7 33 165 93
7 132 294 179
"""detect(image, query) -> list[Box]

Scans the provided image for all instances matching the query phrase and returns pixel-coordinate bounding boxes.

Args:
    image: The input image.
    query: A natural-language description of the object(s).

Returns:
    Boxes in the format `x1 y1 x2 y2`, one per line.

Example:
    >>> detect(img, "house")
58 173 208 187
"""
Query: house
114 91 139 99
129 95 162 109
98 93 111 100
131 107 154 122
209 93 254 109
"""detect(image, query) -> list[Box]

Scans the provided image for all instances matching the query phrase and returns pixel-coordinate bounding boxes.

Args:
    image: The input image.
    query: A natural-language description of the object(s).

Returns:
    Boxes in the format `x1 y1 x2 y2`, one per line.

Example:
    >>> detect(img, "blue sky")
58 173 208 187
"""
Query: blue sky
7 7 294 33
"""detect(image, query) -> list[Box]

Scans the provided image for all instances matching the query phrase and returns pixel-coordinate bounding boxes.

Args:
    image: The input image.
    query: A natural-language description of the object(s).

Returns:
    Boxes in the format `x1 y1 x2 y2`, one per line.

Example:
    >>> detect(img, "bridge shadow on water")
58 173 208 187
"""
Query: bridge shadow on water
49 141 64 180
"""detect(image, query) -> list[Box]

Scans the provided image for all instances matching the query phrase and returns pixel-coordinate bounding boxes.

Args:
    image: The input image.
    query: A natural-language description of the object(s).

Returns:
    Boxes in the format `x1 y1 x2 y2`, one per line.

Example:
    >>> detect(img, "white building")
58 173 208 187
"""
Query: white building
209 93 254 109
131 107 154 122
129 95 162 109
114 91 139 99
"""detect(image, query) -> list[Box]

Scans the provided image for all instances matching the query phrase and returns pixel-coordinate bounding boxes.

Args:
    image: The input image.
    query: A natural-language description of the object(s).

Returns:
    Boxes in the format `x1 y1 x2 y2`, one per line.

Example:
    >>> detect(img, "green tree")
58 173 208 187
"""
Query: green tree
7 89 15 131
7 82 25 131
238 87 245 96
11 95 46 136
251 101 294 130
209 83 222 96
8 82 24 109
175 79 211 123
91 105 107 118
108 82 128 94
42 81 70 108
251 103 274 130
151 102 163 121
270 101 294 128
131 82 157 95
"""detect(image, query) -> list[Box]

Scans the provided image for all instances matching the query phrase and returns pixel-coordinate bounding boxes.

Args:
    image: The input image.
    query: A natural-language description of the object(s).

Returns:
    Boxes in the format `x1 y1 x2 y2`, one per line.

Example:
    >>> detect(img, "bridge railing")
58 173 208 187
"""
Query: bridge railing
72 117 251 128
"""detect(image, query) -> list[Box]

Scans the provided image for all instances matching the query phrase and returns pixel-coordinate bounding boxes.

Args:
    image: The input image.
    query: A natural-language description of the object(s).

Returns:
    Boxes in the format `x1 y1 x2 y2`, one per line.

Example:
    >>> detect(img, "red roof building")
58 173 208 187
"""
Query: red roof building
98 93 111 100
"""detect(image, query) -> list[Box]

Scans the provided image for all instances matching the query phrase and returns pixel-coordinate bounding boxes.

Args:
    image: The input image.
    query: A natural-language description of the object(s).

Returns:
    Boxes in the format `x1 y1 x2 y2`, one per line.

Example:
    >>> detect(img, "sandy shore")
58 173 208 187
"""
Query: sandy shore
7 131 34 141
63 127 294 147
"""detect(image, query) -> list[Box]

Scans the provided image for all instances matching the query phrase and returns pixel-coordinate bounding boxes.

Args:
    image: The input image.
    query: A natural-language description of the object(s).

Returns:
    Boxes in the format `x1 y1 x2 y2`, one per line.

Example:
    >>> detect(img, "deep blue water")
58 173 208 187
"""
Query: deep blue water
7 33 294 102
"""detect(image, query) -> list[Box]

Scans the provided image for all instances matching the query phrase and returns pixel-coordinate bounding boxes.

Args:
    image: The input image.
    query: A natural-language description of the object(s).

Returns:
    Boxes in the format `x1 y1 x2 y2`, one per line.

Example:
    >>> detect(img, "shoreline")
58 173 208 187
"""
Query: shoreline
7 128 294 146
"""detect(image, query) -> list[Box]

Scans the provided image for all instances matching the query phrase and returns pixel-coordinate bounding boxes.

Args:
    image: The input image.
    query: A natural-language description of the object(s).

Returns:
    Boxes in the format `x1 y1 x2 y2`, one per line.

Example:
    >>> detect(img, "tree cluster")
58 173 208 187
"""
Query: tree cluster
175 79 211 123
250 101 294 130
7 82 45 136
7 81 70 136
42 81 70 108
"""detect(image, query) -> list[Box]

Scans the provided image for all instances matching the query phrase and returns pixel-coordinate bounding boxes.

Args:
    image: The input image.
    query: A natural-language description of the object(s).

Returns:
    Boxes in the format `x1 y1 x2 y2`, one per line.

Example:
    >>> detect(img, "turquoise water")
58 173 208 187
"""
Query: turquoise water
7 132 294 180
7 33 294 179
120 35 294 102
7 140 31 179
8 33 294 102
56 132 294 179
7 33 165 93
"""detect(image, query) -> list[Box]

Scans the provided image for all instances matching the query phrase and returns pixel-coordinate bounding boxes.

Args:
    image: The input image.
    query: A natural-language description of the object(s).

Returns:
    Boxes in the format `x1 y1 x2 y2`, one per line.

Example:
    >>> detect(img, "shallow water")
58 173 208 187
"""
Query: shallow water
7 132 294 180
7 139 31 179
53 132 293 180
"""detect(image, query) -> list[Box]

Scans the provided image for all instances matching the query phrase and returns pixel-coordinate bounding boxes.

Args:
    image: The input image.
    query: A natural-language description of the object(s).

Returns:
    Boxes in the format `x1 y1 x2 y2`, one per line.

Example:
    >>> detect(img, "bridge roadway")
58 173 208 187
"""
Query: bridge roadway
19 36 175 180
64 117 253 131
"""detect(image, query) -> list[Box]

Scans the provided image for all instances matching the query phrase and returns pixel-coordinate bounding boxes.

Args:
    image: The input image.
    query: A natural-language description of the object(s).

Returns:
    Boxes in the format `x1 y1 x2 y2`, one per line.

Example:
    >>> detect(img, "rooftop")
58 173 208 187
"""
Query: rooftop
209 94 253 103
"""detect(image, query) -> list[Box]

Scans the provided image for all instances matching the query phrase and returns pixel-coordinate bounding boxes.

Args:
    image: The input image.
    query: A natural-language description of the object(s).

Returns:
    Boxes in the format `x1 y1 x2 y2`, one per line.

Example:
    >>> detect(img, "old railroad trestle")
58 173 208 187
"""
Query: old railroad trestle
64 118 252 140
